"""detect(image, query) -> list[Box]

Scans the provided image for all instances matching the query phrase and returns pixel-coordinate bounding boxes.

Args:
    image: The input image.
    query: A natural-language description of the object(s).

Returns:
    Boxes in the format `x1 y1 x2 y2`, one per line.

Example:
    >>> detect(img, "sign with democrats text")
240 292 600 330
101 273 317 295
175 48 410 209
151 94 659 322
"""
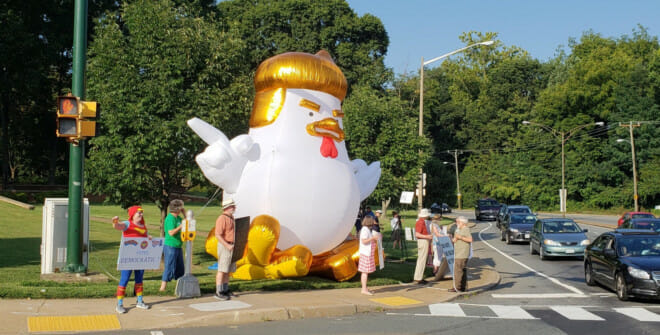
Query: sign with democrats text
117 237 164 270
437 236 454 276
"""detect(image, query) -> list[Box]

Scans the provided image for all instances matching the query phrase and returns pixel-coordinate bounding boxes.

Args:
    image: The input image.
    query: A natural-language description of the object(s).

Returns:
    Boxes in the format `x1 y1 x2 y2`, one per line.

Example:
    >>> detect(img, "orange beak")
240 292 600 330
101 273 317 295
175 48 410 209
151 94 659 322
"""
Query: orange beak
306 118 345 142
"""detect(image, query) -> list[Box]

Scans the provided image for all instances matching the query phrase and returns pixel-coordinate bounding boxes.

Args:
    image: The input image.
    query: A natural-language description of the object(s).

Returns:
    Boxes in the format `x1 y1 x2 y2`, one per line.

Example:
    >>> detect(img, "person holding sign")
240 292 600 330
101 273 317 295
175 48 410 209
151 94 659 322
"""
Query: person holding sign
215 198 237 301
430 214 450 280
111 206 151 314
159 199 186 292
358 216 379 295
449 216 472 292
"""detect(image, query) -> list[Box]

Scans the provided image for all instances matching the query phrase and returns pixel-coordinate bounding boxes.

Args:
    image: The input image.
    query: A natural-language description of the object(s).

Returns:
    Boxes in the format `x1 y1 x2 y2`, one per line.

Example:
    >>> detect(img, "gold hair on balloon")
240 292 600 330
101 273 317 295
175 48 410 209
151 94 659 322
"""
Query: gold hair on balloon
250 51 348 128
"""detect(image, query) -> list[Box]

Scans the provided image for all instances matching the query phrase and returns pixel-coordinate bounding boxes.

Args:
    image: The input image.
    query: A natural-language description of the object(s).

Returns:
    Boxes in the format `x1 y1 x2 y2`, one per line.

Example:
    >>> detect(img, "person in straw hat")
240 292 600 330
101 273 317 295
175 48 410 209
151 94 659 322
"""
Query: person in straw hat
413 208 433 284
215 198 237 300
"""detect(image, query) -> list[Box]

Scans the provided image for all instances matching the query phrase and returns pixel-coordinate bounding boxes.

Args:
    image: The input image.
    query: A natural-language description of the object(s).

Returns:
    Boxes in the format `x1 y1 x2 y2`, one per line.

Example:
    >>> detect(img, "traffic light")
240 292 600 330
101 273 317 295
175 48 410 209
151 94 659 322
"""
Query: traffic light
56 96 98 139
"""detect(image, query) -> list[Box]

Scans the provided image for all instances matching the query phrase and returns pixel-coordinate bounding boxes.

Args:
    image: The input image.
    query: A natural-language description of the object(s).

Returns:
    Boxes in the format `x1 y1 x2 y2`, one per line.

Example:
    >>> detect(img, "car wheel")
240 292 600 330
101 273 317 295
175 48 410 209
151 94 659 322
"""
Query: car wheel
529 241 536 254
505 232 511 245
539 246 547 260
615 273 629 301
585 263 595 286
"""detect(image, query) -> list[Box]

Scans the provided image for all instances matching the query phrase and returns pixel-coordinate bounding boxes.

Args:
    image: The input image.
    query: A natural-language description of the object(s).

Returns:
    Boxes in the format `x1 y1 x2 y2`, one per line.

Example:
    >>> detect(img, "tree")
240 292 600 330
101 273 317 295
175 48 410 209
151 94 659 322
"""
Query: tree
343 85 430 213
85 0 249 233
217 0 391 90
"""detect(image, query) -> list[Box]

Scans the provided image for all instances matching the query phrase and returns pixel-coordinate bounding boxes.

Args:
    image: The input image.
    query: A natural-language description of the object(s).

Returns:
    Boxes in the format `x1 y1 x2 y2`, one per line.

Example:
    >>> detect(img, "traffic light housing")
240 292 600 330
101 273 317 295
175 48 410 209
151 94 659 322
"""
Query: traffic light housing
56 96 98 140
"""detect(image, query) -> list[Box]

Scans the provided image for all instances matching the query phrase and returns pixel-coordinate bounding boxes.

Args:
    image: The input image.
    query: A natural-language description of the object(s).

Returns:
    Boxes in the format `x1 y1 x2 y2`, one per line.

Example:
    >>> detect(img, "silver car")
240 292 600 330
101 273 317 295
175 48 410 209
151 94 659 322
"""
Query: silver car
529 218 590 260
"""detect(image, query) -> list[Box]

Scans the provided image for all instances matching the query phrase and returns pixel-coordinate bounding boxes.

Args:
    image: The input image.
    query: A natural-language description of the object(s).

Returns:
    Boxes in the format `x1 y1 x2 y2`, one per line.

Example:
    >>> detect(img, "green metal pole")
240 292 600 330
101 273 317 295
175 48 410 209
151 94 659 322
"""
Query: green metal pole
65 0 88 273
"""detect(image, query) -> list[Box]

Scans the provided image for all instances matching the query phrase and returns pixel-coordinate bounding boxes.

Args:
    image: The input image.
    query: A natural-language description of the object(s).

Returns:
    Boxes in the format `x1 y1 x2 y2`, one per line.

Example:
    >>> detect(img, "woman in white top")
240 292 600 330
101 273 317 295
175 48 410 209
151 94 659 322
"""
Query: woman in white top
358 216 379 295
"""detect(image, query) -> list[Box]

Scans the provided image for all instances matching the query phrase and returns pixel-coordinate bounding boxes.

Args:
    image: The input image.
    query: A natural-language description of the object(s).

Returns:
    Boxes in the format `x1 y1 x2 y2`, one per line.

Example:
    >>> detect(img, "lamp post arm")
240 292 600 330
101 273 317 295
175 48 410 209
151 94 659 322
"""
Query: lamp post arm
524 121 560 138
564 123 595 143
423 41 493 66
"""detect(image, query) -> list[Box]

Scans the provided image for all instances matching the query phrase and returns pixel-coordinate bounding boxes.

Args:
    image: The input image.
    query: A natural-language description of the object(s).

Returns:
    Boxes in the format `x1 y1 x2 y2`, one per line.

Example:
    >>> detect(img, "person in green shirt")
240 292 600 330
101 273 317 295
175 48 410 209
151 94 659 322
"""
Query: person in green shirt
160 199 185 292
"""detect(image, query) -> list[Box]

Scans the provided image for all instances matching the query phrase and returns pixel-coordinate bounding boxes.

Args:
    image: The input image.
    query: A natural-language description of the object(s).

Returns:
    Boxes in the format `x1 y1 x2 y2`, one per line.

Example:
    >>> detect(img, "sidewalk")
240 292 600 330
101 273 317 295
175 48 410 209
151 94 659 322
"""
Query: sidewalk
1 254 499 334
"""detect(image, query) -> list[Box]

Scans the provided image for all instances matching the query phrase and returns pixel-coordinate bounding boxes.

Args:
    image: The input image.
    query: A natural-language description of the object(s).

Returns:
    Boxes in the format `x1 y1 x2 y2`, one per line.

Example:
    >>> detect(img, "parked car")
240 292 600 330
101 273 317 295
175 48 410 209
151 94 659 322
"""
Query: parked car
620 218 660 232
529 218 589 260
496 204 532 228
617 211 655 227
584 229 660 301
475 198 501 221
430 202 452 214
500 213 537 244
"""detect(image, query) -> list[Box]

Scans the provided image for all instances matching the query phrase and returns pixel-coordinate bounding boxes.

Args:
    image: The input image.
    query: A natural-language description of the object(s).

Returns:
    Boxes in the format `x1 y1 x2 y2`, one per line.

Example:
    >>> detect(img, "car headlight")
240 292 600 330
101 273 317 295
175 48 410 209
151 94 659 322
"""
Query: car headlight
580 239 590 246
544 239 561 246
628 266 650 280
509 228 519 233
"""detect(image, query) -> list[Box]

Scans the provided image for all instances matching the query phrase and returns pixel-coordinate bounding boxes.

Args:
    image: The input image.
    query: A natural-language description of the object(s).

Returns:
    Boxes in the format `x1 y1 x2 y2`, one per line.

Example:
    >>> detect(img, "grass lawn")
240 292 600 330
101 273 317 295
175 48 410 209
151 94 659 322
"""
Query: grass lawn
0 201 453 299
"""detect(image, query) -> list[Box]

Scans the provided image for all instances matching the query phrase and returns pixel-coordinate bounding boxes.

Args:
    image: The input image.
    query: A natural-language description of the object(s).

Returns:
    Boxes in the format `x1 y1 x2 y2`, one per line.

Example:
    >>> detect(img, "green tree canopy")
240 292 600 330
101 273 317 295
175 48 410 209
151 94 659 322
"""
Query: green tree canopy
85 0 249 230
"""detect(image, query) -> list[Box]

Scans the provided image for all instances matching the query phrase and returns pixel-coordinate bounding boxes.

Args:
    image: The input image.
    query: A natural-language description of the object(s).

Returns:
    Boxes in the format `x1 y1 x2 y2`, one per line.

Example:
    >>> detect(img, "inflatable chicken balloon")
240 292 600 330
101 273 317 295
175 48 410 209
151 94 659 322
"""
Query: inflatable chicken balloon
188 50 381 281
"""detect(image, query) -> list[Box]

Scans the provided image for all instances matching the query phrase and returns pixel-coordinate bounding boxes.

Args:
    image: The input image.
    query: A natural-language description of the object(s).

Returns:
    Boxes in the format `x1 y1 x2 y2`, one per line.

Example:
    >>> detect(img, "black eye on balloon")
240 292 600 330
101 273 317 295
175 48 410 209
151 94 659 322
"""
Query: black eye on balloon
309 112 314 117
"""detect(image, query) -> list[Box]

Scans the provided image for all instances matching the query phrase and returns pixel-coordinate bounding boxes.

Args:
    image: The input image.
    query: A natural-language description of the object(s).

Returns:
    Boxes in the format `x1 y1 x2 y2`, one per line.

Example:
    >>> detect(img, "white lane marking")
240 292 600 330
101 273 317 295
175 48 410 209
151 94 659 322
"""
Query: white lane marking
428 303 466 317
189 300 252 312
489 305 537 319
491 293 587 299
551 306 604 321
151 332 164 335
614 307 660 322
477 222 585 296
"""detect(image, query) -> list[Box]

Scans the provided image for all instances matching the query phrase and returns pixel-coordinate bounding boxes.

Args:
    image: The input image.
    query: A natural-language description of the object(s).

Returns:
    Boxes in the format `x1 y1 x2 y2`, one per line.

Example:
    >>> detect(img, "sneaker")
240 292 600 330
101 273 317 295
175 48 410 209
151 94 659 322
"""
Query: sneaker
115 305 126 314
135 301 150 310
226 290 238 298
214 292 229 301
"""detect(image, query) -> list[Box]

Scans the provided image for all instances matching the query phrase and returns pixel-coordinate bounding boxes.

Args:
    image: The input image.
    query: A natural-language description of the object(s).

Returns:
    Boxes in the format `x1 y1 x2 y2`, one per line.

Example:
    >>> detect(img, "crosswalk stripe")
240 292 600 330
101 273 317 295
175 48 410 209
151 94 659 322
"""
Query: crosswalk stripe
550 306 604 321
489 305 536 319
428 303 466 317
613 307 660 322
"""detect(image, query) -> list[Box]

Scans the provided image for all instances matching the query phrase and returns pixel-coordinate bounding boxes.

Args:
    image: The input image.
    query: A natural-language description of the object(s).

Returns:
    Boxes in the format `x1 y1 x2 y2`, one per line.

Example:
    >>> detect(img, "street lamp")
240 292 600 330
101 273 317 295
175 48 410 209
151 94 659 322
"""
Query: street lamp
417 40 494 210
522 120 605 216
443 160 462 210
616 138 639 211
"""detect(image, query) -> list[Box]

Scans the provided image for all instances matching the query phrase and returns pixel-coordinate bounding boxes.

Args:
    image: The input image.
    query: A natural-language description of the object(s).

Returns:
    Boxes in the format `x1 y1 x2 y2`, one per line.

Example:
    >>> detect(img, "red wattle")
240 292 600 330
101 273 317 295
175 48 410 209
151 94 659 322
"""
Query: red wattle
320 136 338 158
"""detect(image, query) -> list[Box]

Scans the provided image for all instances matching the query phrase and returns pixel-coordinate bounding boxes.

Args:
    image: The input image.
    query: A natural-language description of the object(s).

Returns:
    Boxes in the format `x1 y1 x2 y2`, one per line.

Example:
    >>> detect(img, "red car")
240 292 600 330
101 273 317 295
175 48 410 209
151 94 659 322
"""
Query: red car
617 211 655 226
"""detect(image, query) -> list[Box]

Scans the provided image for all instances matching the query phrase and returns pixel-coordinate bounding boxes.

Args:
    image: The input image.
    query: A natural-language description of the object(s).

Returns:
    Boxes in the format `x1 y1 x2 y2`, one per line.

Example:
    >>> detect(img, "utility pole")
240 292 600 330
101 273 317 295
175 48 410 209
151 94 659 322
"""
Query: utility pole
65 0 89 273
619 121 641 212
449 150 462 210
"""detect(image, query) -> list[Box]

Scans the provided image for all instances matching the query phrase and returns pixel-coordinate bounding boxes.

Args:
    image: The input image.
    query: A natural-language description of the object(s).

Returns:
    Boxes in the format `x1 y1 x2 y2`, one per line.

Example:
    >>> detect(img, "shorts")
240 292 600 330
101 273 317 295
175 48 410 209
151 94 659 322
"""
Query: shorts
217 242 236 273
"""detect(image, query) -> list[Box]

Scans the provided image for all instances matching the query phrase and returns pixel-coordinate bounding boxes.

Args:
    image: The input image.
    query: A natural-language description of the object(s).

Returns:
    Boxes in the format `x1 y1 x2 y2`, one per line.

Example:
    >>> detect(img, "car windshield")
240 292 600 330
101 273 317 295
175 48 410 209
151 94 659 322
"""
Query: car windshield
478 200 498 206
632 213 655 219
617 236 660 257
542 221 581 233
511 215 536 225
631 220 660 232
510 207 531 214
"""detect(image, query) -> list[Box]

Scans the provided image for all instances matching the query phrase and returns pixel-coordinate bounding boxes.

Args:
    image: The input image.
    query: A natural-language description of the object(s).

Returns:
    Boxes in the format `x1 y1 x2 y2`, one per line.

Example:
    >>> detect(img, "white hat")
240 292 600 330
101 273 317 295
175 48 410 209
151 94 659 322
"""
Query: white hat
222 198 236 209
418 208 430 218
375 210 382 214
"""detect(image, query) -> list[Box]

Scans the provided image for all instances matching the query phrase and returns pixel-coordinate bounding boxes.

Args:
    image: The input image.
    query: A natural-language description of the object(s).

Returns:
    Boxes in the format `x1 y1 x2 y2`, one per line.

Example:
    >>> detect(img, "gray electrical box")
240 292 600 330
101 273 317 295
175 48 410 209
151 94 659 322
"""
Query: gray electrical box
41 198 90 274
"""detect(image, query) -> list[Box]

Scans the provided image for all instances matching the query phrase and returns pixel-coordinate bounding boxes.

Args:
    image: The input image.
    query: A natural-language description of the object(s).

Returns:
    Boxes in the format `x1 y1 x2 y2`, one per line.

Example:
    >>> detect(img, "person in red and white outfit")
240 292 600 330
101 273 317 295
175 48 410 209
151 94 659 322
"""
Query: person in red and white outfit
358 215 380 295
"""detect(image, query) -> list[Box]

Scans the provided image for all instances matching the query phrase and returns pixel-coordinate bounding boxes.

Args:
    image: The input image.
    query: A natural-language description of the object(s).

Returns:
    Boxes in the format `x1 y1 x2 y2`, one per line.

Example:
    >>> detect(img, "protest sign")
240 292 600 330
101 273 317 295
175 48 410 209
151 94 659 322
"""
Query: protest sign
117 237 164 270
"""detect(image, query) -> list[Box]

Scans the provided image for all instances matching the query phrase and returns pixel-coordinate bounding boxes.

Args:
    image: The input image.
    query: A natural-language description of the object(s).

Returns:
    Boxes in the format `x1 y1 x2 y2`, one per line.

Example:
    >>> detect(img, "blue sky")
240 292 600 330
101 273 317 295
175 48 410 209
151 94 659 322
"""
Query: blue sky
346 0 659 75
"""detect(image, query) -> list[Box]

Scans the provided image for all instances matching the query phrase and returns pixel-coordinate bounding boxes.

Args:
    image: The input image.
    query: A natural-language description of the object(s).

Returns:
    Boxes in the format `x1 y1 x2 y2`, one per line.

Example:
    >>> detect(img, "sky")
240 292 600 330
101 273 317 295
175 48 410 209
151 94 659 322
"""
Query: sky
346 0 660 75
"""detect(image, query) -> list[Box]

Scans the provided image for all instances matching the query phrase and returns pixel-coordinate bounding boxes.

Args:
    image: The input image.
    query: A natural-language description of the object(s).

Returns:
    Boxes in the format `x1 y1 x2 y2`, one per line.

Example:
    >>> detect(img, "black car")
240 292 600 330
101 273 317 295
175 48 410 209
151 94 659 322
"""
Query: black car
500 213 537 244
496 204 532 228
620 218 660 232
584 229 660 301
475 198 500 221
430 202 452 214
